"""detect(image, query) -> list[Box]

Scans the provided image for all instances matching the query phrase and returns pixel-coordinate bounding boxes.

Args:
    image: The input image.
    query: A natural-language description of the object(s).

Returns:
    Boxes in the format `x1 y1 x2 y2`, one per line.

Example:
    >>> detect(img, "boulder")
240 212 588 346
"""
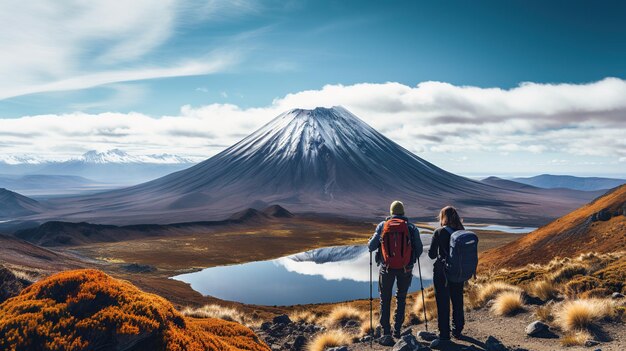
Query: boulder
485 336 507 351
392 334 420 351
273 314 292 325
292 335 306 351
261 321 272 331
585 340 600 347
525 321 553 338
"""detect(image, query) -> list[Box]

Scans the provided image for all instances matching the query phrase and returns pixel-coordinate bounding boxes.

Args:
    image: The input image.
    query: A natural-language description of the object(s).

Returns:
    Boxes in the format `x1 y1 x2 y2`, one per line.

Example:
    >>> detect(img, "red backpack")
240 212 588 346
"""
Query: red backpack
380 218 412 269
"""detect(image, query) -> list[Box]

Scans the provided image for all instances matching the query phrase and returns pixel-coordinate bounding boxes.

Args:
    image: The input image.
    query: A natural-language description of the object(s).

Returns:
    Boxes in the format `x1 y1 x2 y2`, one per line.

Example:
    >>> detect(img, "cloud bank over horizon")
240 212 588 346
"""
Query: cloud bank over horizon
1 78 625 175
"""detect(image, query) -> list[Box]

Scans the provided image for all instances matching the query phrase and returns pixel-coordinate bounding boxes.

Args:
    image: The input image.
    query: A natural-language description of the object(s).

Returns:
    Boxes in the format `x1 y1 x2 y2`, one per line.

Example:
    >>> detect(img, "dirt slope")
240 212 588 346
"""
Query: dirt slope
480 185 626 269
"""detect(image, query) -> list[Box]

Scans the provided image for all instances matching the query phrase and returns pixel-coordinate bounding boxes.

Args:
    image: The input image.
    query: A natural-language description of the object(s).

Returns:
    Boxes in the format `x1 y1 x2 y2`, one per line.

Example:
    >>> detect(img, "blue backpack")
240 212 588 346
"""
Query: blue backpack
444 227 479 282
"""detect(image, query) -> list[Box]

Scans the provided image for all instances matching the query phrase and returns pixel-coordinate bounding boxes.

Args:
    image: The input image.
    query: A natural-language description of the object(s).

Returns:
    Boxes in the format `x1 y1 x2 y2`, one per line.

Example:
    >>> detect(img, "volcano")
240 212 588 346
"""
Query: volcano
37 107 598 224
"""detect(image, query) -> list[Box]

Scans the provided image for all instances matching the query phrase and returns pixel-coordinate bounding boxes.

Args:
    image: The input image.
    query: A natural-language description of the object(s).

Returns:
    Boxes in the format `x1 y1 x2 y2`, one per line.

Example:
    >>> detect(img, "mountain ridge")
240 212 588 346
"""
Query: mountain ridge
512 174 626 191
480 184 626 269
0 188 44 219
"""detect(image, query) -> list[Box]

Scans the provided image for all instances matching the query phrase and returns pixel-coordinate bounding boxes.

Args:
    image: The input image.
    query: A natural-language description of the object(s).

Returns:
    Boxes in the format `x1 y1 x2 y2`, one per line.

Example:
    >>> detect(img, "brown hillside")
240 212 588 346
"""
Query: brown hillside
480 185 626 269
0 269 269 351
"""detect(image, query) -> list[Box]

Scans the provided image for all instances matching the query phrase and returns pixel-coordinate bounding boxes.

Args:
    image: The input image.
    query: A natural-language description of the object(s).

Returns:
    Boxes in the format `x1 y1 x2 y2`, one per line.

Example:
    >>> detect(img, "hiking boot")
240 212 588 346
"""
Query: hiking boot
392 329 401 338
429 338 451 349
378 334 395 346
452 329 462 339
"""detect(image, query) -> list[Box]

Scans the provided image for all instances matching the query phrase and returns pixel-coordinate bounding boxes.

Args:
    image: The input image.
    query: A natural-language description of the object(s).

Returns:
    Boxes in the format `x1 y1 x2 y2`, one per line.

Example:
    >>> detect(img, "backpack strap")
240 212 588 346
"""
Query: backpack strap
436 227 453 263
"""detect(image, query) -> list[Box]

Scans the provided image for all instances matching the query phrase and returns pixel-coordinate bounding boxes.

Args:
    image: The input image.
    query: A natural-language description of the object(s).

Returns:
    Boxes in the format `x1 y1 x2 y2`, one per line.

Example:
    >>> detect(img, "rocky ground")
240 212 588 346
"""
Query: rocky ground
253 304 625 351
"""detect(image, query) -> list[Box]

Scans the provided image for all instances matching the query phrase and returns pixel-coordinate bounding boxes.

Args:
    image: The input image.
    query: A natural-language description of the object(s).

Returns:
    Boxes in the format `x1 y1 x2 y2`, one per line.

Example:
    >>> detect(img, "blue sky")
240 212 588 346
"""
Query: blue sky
1 1 625 176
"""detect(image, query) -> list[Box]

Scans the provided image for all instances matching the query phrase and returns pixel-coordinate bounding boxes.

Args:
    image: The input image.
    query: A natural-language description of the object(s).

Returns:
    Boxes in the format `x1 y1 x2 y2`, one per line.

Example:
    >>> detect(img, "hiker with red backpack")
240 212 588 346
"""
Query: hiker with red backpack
368 200 423 346
428 206 479 349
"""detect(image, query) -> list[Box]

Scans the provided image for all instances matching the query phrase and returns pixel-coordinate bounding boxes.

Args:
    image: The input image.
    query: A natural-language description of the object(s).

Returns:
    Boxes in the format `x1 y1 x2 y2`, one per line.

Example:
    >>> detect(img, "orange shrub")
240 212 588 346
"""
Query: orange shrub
0 269 269 351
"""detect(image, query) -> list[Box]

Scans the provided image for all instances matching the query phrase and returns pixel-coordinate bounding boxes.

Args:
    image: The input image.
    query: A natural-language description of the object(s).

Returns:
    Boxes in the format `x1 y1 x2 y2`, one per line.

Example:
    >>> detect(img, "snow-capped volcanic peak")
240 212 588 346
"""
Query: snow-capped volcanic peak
81 149 130 163
227 106 382 162
0 155 46 165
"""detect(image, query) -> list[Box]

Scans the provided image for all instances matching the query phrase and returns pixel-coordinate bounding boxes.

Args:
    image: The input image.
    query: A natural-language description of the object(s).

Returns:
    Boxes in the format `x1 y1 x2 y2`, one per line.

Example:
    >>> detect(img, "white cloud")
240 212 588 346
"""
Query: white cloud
1 79 625 170
0 1 244 100
1 55 236 100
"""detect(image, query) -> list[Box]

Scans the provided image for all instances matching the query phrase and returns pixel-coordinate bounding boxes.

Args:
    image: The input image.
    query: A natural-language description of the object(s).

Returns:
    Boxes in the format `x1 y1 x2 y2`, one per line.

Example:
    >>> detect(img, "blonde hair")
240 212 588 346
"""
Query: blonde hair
438 206 464 230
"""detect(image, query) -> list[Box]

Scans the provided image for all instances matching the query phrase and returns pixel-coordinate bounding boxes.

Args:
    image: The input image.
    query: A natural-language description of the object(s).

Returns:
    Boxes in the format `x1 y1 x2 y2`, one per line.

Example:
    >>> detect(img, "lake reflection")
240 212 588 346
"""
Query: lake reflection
172 235 434 306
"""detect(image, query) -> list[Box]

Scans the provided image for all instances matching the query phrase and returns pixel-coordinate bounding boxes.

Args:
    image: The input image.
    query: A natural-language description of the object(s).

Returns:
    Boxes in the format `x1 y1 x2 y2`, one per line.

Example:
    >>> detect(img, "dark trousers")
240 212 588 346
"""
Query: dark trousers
433 266 464 339
379 268 412 335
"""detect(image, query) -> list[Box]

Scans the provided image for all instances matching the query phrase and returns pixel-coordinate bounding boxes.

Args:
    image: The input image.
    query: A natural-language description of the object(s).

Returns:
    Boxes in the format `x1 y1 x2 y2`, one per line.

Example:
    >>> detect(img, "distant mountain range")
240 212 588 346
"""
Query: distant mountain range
17 106 603 225
0 174 114 196
511 174 626 191
0 149 198 184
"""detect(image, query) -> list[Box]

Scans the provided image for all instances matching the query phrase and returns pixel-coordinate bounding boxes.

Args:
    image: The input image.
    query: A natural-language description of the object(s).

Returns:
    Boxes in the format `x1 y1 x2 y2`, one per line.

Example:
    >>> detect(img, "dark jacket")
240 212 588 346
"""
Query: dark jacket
428 226 453 262
368 215 423 269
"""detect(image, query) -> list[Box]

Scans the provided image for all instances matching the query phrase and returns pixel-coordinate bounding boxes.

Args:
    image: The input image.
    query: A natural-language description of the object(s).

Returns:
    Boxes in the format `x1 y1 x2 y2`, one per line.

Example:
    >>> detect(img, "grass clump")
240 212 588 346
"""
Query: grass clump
290 310 318 324
555 299 616 332
563 276 601 298
490 291 525 316
535 304 554 322
307 330 352 351
323 305 365 328
560 330 592 347
474 281 522 307
548 264 587 284
528 279 559 301
592 255 626 294
181 304 260 327
412 290 438 321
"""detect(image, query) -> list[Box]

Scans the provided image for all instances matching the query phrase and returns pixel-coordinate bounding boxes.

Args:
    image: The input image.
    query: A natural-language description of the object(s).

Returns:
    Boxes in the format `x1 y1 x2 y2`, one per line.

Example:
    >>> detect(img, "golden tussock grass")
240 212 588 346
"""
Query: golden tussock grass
548 263 587 284
490 291 525 316
528 279 559 301
289 310 319 324
323 305 366 328
592 254 626 294
555 298 616 332
560 330 592 347
465 286 480 310
307 329 352 351
412 291 438 322
474 281 522 307
181 304 260 327
359 319 375 337
535 304 555 322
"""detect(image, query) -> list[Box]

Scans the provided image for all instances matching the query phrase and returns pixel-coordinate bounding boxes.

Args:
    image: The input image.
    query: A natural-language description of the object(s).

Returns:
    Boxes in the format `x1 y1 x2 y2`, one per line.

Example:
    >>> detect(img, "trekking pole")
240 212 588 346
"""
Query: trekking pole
369 250 373 348
417 255 428 331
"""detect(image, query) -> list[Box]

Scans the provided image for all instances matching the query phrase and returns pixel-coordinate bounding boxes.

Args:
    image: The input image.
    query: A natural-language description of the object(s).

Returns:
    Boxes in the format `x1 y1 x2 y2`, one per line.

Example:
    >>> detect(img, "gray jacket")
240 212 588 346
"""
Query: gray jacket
368 215 423 268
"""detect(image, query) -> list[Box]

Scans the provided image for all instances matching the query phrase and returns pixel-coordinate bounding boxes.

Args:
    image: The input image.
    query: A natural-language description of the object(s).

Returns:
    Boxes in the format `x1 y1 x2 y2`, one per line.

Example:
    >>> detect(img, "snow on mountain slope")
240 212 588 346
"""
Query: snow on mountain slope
0 149 196 165
78 149 195 164
0 149 198 184
34 107 601 224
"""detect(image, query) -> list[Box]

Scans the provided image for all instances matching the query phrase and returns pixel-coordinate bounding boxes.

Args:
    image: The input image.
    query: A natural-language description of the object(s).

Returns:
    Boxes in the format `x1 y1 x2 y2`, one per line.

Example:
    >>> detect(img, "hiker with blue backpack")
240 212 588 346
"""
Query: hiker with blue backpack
428 206 479 349
368 200 423 346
